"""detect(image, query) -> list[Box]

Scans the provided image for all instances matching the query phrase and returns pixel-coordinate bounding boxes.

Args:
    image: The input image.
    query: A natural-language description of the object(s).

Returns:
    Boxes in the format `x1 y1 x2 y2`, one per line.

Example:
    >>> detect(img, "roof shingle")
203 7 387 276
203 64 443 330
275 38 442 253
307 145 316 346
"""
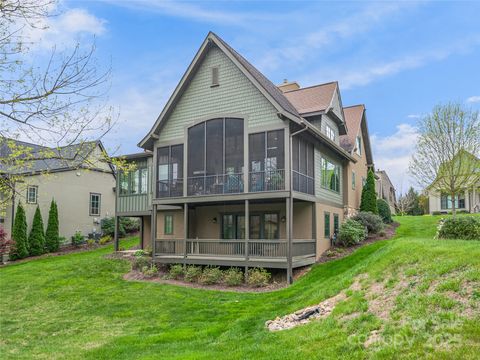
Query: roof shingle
282 82 337 115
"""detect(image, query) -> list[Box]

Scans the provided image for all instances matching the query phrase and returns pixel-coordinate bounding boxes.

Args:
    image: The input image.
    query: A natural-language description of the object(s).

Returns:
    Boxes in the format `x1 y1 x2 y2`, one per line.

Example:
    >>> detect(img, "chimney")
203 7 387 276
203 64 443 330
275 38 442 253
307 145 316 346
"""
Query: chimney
277 79 300 92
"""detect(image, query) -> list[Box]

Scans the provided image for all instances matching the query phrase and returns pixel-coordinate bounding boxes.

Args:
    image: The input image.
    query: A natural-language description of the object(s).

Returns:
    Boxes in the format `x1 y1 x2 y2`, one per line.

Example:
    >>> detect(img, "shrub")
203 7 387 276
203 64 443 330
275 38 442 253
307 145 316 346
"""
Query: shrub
99 236 111 245
86 239 96 247
377 199 393 223
10 202 28 260
45 200 60 253
122 218 140 234
199 267 223 285
58 236 67 245
142 264 158 278
437 217 480 240
168 264 184 279
247 268 271 287
224 267 244 286
28 206 46 256
352 211 384 234
71 231 84 247
134 250 147 257
184 265 202 282
360 170 378 214
101 217 125 238
132 256 150 271
337 219 367 247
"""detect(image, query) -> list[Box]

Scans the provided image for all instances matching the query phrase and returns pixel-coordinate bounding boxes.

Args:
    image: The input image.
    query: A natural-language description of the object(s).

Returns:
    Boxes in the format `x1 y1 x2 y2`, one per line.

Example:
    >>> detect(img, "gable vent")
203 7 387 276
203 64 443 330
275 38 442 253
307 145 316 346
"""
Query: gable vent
211 67 219 87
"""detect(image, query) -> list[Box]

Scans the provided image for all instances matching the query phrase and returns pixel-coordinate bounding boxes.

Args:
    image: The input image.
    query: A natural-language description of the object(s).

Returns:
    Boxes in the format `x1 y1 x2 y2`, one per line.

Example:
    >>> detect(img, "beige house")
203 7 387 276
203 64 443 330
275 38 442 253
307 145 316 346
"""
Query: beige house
1 140 116 241
375 170 397 214
114 32 374 282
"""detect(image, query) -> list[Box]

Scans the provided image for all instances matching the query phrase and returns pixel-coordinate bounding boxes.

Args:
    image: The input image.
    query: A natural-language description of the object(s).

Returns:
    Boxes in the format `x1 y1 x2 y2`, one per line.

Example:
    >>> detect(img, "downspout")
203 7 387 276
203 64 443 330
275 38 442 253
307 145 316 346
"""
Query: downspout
287 121 308 284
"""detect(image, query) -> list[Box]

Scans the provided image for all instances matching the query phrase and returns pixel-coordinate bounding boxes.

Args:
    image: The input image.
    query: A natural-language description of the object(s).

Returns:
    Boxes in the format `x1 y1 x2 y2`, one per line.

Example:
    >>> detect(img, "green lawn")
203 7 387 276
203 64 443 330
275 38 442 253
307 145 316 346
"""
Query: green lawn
1 215 479 359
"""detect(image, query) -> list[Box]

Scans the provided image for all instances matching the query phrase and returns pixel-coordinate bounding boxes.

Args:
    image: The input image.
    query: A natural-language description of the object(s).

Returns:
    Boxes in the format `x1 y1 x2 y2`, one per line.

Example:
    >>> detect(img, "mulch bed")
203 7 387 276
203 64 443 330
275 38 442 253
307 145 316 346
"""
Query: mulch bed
317 222 399 264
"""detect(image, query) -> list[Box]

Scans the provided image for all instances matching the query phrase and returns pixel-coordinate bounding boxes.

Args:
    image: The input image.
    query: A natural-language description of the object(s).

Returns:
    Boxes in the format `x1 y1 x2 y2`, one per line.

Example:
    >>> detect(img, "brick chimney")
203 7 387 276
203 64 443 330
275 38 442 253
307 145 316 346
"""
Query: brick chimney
277 79 300 92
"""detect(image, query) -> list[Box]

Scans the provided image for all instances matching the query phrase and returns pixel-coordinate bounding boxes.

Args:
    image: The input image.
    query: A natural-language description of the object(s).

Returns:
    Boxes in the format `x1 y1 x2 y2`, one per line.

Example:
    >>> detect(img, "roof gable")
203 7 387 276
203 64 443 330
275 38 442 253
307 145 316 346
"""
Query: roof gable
139 32 300 149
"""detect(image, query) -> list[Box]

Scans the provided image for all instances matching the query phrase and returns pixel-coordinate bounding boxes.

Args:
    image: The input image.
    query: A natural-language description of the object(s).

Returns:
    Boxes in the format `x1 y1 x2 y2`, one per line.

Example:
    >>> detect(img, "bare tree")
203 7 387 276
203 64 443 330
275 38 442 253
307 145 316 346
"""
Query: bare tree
409 103 480 217
396 190 415 216
0 0 129 214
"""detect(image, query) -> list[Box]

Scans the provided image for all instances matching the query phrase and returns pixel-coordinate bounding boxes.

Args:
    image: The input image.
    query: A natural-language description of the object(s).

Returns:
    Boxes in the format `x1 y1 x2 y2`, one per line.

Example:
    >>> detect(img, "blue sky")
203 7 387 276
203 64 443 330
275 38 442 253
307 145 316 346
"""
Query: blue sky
35 0 480 192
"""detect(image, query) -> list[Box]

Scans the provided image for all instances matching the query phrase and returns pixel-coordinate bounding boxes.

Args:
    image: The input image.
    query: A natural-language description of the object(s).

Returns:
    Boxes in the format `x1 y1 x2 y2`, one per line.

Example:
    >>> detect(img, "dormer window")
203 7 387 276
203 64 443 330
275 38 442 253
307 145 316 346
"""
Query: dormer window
355 136 362 156
211 67 219 87
325 124 335 141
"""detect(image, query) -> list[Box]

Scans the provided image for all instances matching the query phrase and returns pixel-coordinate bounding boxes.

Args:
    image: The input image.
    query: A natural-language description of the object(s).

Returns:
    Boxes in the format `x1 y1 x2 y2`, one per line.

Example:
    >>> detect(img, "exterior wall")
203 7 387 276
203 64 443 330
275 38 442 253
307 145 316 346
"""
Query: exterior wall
428 186 480 214
0 193 13 236
330 87 344 123
142 215 152 250
116 157 153 214
321 114 340 145
158 45 283 143
345 131 369 214
314 146 343 206
154 202 313 240
6 169 115 240
315 202 344 258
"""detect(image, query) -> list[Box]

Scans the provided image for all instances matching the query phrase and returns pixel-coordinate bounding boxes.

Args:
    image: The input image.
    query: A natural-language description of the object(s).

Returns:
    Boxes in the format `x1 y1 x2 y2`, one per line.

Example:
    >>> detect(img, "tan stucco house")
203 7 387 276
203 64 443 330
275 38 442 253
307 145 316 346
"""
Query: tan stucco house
114 32 375 282
0 139 116 241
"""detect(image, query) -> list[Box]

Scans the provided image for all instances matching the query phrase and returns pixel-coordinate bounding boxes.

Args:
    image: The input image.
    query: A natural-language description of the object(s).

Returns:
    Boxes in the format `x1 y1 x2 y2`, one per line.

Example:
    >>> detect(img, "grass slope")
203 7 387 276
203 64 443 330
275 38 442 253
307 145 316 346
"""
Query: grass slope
1 216 479 359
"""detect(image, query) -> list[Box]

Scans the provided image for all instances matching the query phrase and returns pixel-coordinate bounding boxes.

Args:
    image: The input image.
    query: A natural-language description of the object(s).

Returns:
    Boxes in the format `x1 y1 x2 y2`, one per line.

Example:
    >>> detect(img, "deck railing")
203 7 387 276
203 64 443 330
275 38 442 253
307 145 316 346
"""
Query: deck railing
187 173 244 196
249 169 285 192
292 170 315 195
154 238 316 260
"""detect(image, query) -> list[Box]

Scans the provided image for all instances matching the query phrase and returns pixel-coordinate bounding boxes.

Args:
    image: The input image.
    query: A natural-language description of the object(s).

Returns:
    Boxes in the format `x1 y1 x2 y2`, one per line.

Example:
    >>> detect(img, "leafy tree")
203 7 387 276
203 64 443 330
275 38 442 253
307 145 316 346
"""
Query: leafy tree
10 202 28 260
45 200 59 252
405 187 424 216
0 226 14 264
28 206 46 256
360 170 378 214
409 103 480 217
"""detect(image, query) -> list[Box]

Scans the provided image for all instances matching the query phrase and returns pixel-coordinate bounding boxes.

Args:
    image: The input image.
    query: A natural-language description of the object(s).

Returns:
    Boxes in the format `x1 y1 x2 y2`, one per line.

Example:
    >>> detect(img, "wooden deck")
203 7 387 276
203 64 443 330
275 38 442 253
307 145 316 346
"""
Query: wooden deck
153 239 316 269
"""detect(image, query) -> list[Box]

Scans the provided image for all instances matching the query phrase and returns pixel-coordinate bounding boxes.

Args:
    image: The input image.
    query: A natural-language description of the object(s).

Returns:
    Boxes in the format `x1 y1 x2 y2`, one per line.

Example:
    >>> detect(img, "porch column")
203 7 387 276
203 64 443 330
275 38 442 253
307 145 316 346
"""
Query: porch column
114 216 119 252
151 204 157 258
244 199 250 277
184 203 188 265
286 197 293 284
139 216 144 250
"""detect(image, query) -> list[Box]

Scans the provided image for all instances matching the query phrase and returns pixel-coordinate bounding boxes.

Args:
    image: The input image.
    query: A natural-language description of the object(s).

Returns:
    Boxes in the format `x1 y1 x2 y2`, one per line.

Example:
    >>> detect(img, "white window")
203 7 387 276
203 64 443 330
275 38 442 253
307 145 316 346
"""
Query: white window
90 193 101 216
325 124 335 141
26 186 38 204
355 136 362 156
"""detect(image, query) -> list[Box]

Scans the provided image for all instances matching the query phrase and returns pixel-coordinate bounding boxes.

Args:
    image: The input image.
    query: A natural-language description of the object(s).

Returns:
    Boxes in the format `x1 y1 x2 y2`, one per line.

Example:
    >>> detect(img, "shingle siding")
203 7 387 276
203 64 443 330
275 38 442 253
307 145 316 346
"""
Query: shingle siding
158 46 283 142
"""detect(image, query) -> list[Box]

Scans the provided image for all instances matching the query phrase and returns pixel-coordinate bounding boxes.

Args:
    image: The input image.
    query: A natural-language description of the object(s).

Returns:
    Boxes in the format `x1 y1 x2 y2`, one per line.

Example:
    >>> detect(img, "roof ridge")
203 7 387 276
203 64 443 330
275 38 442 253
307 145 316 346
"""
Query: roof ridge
283 81 338 93
343 104 365 109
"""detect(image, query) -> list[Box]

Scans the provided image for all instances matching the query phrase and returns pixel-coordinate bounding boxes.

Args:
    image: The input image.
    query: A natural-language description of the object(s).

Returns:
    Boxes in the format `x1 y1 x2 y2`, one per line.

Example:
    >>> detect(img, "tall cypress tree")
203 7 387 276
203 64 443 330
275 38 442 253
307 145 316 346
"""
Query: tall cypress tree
10 202 29 260
45 199 60 252
360 169 378 214
28 206 46 256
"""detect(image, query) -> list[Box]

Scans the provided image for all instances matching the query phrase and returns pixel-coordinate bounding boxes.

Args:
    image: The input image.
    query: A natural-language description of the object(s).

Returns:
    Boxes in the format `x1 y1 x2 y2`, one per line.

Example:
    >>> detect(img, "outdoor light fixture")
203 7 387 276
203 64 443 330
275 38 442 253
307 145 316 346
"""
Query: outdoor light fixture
212 217 217 224
281 216 286 223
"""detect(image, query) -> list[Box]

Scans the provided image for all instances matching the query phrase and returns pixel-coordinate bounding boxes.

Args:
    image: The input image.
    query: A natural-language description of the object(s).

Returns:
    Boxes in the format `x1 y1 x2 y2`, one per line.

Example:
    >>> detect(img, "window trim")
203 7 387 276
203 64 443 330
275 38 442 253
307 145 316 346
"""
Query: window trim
211 67 219 87
221 211 280 240
320 156 341 193
26 185 38 204
325 124 336 141
355 136 362 156
89 192 101 216
352 171 356 190
164 214 174 235
324 212 331 238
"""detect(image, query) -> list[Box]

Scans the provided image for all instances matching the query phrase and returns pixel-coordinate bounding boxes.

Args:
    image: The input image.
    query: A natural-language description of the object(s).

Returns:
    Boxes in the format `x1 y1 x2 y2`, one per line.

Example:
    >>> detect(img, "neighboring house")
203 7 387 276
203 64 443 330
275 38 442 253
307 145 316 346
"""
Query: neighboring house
114 32 374 282
375 170 397 214
427 152 480 214
339 105 375 216
0 139 116 241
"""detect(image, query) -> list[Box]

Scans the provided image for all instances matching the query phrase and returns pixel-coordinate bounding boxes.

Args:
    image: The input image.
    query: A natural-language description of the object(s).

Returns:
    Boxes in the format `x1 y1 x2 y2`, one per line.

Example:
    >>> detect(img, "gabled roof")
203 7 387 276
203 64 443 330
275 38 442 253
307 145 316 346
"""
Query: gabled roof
0 138 113 175
139 32 301 150
283 82 337 115
339 104 374 166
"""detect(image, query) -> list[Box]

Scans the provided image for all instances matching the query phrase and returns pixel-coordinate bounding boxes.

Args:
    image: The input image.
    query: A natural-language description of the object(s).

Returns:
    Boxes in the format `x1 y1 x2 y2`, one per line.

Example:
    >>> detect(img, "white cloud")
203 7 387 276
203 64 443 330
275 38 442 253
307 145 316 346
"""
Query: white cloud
303 34 480 89
371 123 419 194
466 96 480 103
24 8 106 50
407 114 421 119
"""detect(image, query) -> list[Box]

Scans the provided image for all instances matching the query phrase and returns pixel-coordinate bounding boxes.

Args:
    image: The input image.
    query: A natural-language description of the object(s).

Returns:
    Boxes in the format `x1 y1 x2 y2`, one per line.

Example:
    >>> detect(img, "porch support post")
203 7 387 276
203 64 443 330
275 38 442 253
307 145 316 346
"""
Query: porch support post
286 197 293 284
151 205 157 258
312 202 317 252
139 216 144 250
244 199 250 279
114 216 119 252
184 203 188 266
